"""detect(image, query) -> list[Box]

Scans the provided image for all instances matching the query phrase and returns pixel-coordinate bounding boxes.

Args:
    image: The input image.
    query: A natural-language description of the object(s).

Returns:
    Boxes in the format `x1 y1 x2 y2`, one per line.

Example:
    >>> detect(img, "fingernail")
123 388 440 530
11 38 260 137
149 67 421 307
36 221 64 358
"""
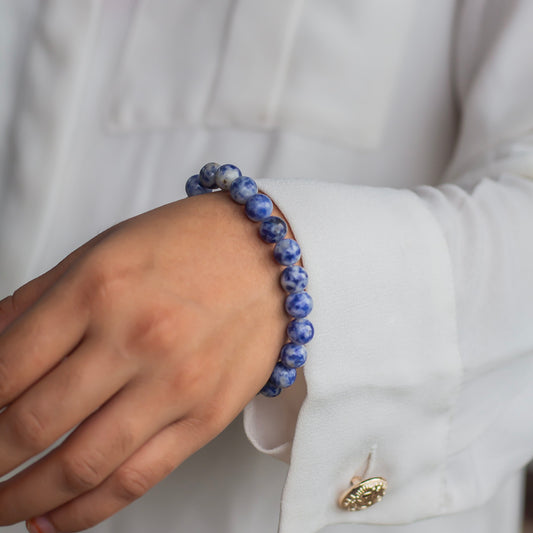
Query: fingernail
26 516 57 533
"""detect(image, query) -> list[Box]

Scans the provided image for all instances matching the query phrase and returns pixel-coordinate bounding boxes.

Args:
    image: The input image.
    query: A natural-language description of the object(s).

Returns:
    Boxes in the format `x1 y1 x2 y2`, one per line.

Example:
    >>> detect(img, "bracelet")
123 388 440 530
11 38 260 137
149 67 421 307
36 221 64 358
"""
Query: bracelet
185 163 314 397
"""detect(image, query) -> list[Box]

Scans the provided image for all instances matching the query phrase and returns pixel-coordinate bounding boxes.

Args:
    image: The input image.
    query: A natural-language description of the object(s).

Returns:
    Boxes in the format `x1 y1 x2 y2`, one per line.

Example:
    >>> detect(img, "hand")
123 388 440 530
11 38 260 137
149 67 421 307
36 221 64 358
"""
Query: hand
0 192 288 532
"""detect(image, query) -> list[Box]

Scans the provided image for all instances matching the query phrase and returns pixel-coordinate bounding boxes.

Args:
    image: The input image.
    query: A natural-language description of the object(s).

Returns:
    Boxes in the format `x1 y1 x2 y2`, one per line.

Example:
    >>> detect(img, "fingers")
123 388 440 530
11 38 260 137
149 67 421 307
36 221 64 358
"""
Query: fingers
0 277 53 334
0 227 116 333
0 272 70 334
0 275 89 408
42 416 213 533
0 337 136 476
0 379 184 525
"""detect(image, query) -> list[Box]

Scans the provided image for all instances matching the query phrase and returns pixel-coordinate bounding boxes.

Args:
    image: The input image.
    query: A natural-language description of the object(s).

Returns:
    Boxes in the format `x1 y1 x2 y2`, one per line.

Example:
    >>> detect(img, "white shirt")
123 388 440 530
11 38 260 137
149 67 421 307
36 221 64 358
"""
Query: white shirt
1 1 533 532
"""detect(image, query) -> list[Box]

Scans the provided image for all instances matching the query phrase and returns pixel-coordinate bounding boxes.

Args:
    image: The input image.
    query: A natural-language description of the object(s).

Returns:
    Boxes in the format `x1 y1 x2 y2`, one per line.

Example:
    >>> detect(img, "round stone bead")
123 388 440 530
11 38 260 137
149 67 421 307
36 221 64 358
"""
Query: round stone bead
280 265 308 293
259 216 287 243
269 363 297 389
285 291 313 318
274 238 301 266
230 176 258 204
245 194 273 222
287 318 314 344
199 162 220 188
185 174 211 197
280 343 307 369
215 164 242 190
259 382 282 397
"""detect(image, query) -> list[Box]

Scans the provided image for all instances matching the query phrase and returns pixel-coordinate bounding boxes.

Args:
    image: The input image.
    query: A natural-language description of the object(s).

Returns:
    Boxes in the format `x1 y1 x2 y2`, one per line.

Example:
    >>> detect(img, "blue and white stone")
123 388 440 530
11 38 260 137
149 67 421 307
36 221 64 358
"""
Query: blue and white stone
269 363 297 388
245 194 273 222
185 174 211 197
215 164 242 190
273 238 301 266
280 343 307 369
259 216 287 243
230 176 258 204
287 318 314 344
259 382 282 397
199 162 220 188
285 291 313 318
280 265 308 293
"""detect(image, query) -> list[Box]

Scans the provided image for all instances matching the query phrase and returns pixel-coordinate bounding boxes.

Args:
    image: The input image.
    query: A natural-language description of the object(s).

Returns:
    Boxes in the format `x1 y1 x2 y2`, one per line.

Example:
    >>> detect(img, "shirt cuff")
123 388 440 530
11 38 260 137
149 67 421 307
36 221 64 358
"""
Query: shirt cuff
243 178 461 531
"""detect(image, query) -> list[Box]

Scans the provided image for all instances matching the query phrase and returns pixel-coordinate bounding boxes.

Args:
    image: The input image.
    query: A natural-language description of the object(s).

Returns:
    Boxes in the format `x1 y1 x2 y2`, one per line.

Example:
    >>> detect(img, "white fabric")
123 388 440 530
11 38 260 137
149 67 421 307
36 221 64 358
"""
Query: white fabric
1 1 533 532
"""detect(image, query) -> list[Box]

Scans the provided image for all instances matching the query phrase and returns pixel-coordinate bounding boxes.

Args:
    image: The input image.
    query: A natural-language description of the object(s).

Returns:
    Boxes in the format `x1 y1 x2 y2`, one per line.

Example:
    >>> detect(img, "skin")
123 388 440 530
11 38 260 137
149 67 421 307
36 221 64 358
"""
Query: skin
0 192 292 532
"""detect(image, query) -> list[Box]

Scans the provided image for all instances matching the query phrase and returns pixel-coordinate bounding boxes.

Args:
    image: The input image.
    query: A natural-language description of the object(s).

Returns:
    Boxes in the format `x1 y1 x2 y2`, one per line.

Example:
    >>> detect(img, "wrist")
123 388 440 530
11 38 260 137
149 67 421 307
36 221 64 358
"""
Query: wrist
185 165 313 397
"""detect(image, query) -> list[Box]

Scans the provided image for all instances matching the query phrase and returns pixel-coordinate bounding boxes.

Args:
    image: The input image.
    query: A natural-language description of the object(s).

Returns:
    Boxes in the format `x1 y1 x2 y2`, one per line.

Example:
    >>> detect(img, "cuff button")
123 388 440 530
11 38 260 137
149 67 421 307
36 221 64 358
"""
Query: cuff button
338 476 387 511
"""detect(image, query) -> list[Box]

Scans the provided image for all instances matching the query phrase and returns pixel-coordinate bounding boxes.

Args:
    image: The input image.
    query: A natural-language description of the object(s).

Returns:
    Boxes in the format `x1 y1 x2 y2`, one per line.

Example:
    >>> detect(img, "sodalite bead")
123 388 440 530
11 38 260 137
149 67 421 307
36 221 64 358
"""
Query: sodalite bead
269 363 297 388
274 239 301 266
215 164 242 190
280 265 308 293
287 318 314 344
285 291 313 318
259 382 282 397
280 343 307 369
245 194 273 222
259 216 287 243
189 163 313 398
185 174 211 197
230 176 258 204
199 162 220 188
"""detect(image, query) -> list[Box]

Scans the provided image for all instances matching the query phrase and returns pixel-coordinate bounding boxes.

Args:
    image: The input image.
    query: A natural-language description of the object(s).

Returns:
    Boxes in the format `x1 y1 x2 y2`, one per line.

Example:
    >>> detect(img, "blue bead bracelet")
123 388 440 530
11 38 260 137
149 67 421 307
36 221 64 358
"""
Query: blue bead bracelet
186 163 314 397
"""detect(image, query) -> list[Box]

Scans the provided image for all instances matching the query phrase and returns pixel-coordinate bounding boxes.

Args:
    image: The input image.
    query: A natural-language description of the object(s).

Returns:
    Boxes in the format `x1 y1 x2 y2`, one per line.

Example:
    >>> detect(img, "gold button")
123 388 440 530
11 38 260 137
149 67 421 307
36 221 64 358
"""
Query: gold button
338 476 387 511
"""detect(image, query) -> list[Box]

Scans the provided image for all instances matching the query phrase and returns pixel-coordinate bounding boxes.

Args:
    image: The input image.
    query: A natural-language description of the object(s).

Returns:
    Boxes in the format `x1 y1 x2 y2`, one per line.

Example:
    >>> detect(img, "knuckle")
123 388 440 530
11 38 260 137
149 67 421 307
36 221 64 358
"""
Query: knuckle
60 451 107 494
114 467 152 502
78 253 128 309
125 305 180 358
197 407 226 436
184 396 231 439
172 359 205 396
9 407 50 452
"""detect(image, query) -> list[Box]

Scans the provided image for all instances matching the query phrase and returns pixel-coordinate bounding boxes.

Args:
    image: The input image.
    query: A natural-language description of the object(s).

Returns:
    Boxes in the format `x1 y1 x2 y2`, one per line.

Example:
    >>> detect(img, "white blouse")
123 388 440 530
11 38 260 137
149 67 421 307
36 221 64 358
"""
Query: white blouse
1 1 532 532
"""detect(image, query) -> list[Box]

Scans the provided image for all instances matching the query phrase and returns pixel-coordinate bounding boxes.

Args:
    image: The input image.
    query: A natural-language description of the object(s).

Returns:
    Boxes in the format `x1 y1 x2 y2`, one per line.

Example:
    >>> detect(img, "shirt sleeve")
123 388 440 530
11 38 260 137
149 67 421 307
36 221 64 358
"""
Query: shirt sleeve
242 0 533 531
